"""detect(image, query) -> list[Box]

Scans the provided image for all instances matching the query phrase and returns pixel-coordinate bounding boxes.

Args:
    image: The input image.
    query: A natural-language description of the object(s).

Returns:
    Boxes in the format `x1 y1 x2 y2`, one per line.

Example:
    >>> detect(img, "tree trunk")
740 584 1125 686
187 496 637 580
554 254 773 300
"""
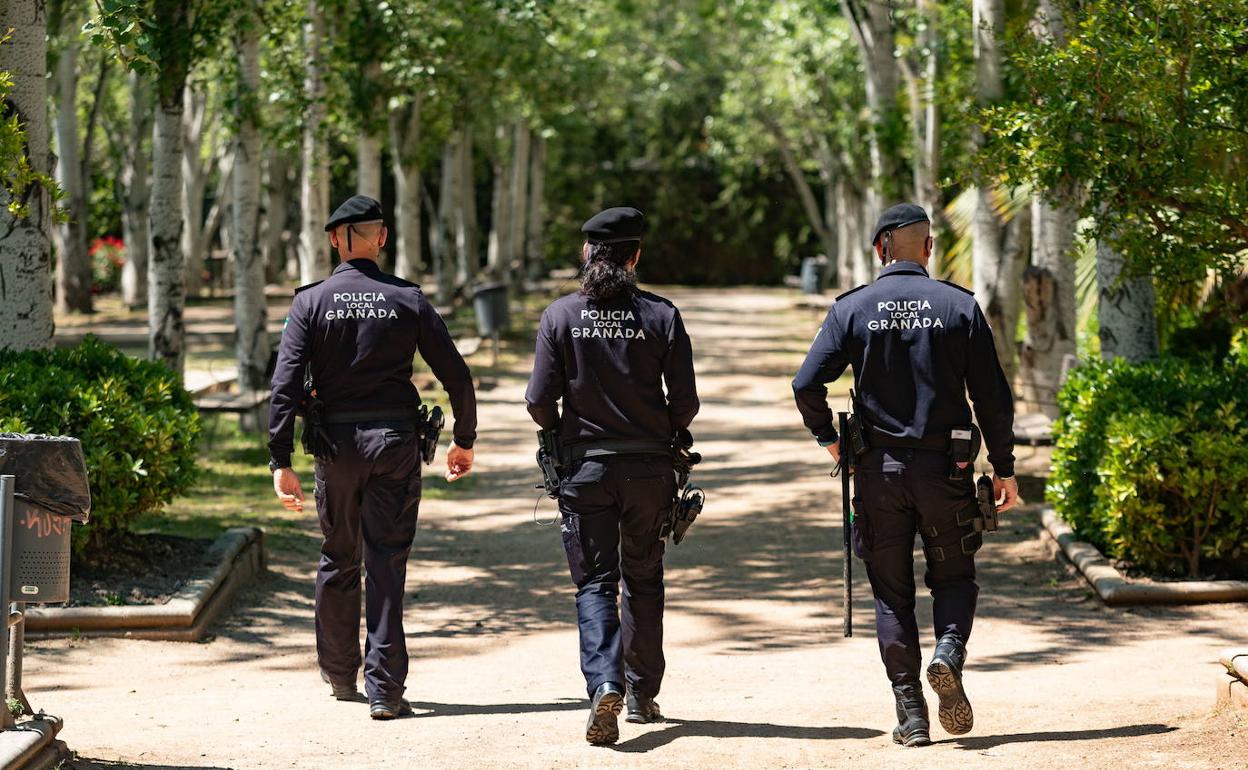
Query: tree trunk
435 137 457 304
389 98 422 281
453 127 477 290
149 103 188 375
855 190 876 286
508 118 531 283
486 124 510 276
1097 237 1158 363
298 0 330 284
232 23 270 392
120 72 152 309
843 0 902 224
357 132 382 199
971 0 1023 379
525 131 546 277
51 38 93 314
261 148 291 283
766 118 838 271
904 0 944 274
0 0 55 350
180 87 208 296
1020 193 1078 415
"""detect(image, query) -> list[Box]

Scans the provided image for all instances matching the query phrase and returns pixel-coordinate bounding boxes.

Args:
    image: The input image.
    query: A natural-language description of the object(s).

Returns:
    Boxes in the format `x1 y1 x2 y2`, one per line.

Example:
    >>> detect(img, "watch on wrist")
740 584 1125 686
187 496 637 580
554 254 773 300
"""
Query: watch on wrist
269 459 287 473
997 474 1015 481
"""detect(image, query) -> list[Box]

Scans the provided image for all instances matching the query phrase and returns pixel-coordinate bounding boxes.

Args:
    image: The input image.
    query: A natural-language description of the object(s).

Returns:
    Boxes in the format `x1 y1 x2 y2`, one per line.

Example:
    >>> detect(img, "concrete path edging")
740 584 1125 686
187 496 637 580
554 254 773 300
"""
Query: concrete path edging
0 716 63 770
1040 507 1248 605
24 527 265 641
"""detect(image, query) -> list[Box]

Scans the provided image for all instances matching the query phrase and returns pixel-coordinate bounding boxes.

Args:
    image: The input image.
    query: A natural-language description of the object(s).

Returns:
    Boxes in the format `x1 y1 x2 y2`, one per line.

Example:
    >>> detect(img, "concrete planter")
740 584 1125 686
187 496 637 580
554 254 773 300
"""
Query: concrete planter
24 527 265 641
1219 650 1248 711
0 716 64 770
1040 507 1248 606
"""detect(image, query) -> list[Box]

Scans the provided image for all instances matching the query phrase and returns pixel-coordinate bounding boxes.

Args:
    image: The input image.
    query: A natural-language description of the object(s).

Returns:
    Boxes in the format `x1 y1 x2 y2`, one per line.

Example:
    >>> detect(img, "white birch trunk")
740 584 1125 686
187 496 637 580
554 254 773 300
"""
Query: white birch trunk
232 24 270 392
1097 237 1157 363
434 138 456 304
0 0 54 350
389 99 422 281
454 128 477 289
298 0 330 284
843 0 902 222
357 132 382 199
121 72 152 309
180 88 208 296
508 118 531 282
51 38 93 314
149 102 188 375
854 190 875 287
486 124 509 274
525 131 546 277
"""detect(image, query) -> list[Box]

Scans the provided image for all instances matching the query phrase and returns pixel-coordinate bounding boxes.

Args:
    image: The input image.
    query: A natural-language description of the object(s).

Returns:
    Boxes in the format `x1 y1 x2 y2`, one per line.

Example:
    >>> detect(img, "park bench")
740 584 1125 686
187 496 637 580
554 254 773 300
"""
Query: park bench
194 389 270 448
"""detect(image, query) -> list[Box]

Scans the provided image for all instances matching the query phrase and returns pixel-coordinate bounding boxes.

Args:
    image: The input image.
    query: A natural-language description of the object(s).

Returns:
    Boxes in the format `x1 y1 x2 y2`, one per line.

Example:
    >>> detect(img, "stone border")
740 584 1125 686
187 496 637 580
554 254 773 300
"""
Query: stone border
0 716 64 770
1218 649 1248 711
23 527 265 641
1040 507 1248 605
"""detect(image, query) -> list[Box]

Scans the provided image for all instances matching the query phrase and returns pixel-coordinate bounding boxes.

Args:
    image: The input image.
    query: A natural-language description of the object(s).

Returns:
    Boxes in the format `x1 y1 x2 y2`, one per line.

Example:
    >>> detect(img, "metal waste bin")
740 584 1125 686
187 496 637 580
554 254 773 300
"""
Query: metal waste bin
0 434 91 603
800 257 827 295
472 283 511 337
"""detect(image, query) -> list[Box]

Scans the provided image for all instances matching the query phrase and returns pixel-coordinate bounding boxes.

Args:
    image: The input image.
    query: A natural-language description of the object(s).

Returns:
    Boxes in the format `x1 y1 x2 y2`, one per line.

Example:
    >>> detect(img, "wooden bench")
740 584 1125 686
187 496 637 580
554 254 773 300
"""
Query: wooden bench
195 390 270 445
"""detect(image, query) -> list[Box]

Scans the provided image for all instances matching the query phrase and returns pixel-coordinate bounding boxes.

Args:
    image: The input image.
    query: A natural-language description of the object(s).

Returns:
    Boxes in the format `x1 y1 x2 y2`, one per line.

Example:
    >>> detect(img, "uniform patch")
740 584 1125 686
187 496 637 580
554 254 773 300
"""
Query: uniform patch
325 290 399 321
572 308 647 340
868 297 945 331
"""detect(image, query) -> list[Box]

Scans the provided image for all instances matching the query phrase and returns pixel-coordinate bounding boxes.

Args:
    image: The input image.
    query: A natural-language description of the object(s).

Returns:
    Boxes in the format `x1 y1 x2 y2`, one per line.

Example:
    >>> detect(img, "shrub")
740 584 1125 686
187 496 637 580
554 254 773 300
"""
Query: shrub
1048 356 1248 577
0 337 200 554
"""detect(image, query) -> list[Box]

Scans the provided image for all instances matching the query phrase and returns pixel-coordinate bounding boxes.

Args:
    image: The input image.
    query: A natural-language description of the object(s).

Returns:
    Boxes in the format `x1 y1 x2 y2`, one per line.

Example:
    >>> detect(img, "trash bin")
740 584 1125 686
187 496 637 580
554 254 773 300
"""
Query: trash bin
0 434 91 603
800 257 827 295
472 283 511 337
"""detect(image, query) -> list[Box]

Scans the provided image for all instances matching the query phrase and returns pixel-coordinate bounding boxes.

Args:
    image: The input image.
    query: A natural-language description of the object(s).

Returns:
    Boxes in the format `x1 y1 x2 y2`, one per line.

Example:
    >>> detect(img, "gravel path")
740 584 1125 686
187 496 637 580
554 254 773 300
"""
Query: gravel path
28 287 1248 770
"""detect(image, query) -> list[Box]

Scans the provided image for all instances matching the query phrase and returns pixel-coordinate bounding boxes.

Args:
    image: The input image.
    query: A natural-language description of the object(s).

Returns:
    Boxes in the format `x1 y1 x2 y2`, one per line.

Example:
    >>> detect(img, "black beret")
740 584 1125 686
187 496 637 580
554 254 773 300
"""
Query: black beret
325 195 384 232
581 207 645 244
870 203 930 245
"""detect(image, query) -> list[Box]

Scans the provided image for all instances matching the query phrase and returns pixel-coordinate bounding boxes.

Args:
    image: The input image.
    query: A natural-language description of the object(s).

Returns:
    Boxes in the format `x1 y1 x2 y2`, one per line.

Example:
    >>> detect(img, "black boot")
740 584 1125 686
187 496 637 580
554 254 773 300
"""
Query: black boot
926 634 973 735
625 689 663 724
585 682 624 745
891 682 931 747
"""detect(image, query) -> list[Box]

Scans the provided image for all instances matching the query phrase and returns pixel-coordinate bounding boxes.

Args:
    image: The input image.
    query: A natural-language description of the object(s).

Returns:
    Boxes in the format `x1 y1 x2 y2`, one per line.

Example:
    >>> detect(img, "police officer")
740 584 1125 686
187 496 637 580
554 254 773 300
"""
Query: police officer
525 207 699 745
268 195 478 720
792 203 1020 747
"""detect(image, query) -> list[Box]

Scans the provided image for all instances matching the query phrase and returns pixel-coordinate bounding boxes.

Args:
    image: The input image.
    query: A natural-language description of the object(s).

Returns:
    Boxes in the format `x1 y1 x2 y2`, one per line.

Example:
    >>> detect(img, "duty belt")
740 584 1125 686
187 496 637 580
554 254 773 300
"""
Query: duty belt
867 429 949 452
566 439 671 462
323 406 422 425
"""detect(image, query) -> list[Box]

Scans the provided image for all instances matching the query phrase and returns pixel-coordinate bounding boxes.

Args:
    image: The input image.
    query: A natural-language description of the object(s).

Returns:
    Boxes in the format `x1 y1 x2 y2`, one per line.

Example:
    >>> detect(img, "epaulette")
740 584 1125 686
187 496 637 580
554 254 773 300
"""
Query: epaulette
834 284 867 302
294 280 324 295
938 279 975 296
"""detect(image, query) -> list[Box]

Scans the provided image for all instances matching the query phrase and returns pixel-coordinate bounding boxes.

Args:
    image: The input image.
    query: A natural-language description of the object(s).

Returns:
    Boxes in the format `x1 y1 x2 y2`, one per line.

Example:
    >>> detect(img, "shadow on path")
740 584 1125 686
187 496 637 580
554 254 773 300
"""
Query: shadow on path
67 760 235 770
951 723 1176 750
412 699 585 718
612 718 884 752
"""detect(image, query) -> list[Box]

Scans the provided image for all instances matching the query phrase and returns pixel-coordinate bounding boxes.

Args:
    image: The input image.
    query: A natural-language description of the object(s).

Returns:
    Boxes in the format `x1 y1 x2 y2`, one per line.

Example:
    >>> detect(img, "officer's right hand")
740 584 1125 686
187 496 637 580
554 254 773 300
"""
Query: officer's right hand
994 475 1020 512
446 443 474 482
273 468 305 512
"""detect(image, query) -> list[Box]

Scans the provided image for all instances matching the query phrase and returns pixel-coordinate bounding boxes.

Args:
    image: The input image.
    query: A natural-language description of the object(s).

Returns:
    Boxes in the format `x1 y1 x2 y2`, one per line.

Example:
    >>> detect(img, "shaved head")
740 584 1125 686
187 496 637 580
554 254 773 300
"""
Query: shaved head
876 221 932 266
329 221 387 259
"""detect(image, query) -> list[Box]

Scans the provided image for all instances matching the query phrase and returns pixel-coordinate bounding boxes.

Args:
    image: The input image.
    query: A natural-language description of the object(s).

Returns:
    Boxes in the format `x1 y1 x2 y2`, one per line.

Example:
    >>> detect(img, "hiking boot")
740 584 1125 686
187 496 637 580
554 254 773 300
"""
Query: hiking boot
625 689 663 724
585 682 624 745
320 669 358 701
926 634 973 735
891 682 931 747
369 697 414 720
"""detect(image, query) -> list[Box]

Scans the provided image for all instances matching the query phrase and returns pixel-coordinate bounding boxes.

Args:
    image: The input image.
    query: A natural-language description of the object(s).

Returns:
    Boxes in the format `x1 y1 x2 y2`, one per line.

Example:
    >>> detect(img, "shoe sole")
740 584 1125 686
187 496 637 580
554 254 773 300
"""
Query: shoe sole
892 728 932 747
370 702 413 721
586 692 623 745
926 660 974 735
625 711 663 724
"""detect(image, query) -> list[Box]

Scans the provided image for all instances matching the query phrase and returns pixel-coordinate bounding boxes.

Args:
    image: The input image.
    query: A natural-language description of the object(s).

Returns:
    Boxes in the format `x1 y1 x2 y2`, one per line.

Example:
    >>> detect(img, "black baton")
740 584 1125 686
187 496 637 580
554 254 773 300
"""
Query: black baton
838 411 852 638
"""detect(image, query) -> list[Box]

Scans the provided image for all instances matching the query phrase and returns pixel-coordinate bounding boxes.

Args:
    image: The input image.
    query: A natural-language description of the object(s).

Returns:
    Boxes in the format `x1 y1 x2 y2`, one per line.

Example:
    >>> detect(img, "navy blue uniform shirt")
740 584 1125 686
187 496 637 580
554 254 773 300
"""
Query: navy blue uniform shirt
525 289 699 444
792 261 1015 477
268 259 477 467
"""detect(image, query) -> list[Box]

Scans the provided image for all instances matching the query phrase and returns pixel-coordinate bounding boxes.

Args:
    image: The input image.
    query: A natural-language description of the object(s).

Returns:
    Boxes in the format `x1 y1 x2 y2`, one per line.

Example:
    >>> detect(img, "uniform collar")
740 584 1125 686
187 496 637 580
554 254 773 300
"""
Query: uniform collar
332 258 381 276
878 260 929 279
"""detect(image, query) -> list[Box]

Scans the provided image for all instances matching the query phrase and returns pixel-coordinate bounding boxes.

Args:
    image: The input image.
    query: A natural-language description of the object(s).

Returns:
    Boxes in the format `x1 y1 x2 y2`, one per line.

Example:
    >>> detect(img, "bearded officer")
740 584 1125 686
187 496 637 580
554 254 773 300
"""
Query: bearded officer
525 207 699 745
792 203 1020 747
268 194 477 720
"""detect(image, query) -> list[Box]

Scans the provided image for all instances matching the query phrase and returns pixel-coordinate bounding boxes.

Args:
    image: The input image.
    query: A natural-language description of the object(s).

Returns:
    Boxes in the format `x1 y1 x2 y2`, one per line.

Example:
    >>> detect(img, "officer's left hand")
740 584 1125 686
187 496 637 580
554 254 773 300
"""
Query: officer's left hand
446 444 474 482
273 468 305 512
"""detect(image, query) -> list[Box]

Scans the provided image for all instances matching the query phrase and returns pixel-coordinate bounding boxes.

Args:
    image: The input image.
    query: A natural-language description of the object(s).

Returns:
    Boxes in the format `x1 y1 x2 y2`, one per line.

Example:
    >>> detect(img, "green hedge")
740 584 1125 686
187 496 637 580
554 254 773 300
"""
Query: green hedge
0 337 200 553
1048 356 1248 577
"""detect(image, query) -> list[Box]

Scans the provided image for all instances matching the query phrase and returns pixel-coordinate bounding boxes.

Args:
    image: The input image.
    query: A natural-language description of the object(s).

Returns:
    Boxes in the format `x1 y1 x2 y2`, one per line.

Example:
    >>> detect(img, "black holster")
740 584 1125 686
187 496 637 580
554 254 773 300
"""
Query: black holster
418 405 444 465
300 367 338 462
536 429 564 499
662 428 705 545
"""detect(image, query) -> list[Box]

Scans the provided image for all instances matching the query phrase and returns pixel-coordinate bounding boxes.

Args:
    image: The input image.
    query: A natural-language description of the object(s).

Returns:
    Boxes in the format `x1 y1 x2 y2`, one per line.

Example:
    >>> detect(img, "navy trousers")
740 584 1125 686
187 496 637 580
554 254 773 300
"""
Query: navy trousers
313 421 422 701
851 448 979 687
558 456 676 699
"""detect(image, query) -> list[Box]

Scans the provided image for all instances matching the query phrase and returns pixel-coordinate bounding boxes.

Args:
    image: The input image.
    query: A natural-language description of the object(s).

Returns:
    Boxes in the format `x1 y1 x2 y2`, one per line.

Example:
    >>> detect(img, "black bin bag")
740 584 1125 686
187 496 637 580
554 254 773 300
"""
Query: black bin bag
0 433 92 523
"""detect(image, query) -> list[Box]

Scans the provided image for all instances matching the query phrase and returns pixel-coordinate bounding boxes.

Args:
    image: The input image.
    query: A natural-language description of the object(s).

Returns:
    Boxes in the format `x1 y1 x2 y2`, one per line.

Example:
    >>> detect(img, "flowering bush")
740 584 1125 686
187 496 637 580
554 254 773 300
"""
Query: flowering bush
90 235 125 294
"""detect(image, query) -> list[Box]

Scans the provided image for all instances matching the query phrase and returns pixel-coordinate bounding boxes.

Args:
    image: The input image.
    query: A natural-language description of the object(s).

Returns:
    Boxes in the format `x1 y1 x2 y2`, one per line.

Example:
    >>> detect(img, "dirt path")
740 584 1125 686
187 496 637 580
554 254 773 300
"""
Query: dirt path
28 287 1248 770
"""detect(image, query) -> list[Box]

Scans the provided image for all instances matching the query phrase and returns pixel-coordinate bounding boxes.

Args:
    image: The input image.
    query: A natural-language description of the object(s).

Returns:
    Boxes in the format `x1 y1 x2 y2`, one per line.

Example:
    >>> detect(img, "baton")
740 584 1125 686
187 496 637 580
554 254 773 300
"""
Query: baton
838 411 852 637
